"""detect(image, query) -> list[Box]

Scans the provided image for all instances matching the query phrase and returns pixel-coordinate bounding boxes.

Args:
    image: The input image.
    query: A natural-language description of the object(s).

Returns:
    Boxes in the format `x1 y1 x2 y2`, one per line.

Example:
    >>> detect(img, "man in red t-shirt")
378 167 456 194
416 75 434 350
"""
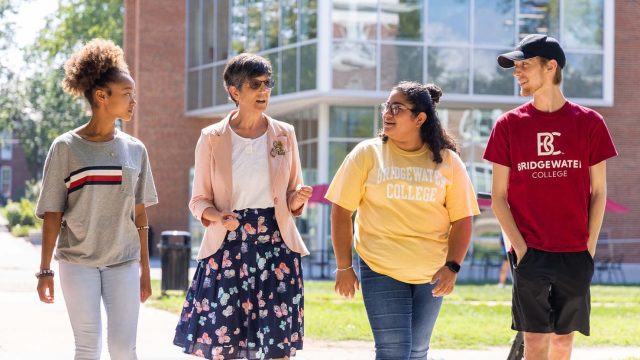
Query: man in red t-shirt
484 34 617 359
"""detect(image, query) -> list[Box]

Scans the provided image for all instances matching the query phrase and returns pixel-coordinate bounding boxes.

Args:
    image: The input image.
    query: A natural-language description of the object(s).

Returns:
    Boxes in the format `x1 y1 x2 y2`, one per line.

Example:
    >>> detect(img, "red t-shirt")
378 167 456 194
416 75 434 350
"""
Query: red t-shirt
483 101 617 252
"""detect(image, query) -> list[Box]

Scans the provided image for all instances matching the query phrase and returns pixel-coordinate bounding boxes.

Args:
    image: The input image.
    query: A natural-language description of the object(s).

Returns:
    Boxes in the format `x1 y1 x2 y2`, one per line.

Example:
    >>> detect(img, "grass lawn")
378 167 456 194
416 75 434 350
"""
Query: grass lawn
148 280 640 349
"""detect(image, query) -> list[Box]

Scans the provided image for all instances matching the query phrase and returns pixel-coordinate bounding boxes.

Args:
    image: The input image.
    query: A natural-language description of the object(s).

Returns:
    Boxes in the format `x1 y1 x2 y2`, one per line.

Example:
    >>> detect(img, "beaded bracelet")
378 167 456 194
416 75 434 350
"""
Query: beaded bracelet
136 225 150 231
333 265 354 273
35 269 55 279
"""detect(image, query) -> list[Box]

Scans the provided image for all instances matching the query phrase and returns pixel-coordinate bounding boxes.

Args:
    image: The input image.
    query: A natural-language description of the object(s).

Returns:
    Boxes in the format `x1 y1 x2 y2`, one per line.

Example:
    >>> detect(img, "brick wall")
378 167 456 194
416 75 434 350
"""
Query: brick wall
123 0 215 254
123 1 639 259
593 2 640 250
0 139 30 201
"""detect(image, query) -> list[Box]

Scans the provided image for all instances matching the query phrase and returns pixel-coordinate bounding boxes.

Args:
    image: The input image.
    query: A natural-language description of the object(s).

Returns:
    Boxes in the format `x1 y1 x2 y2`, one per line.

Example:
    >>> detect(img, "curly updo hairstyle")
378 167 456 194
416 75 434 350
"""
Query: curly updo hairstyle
380 81 457 163
62 38 130 106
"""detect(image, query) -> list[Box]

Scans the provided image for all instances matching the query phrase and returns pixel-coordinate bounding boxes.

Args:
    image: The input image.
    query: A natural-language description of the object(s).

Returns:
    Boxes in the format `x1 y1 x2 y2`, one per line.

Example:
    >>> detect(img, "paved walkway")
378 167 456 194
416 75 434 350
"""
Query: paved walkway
1 225 638 359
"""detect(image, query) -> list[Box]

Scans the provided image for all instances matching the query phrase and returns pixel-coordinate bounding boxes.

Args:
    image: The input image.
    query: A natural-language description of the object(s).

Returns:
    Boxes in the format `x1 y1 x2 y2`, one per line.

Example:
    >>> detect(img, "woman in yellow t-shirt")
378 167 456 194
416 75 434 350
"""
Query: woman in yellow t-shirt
325 81 479 359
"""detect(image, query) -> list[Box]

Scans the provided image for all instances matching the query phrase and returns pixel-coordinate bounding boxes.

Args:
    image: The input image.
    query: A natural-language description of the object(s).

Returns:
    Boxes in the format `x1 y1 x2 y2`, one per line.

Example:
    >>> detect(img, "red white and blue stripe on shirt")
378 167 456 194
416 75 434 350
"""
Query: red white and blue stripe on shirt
64 166 123 194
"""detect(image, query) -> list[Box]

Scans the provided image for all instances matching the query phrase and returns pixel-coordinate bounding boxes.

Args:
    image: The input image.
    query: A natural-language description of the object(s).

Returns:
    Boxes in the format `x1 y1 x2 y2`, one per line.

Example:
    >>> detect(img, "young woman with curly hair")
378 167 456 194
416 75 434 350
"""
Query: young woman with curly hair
326 82 480 359
35 38 158 360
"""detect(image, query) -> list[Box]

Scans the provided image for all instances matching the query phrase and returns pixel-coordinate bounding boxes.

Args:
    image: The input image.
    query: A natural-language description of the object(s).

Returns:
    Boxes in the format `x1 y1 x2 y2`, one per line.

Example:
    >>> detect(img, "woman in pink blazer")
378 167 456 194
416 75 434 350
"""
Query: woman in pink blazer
174 53 312 360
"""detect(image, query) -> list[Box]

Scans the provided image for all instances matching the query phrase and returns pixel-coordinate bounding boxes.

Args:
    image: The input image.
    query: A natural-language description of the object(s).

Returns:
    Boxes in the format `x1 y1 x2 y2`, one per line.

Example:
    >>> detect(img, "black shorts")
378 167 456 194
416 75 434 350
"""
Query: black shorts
508 247 594 335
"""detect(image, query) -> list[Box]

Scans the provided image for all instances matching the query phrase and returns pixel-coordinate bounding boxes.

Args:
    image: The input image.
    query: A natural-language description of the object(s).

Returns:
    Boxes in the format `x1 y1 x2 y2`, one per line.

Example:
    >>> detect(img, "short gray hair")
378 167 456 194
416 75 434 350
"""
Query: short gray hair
223 53 272 105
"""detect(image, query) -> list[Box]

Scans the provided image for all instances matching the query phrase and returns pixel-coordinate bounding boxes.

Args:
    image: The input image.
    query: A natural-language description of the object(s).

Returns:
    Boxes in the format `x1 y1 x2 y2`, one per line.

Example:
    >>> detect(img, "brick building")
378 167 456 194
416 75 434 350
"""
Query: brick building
123 0 638 265
0 132 30 204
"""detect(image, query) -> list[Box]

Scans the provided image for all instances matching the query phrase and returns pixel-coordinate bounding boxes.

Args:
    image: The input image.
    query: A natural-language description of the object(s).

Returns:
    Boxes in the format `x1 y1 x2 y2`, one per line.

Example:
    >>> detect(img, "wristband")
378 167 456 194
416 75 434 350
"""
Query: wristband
35 269 55 279
333 265 353 273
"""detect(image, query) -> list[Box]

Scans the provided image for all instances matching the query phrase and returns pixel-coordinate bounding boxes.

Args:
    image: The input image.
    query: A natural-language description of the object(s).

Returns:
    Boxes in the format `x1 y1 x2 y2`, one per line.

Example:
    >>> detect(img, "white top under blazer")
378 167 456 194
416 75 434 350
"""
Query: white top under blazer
230 129 274 211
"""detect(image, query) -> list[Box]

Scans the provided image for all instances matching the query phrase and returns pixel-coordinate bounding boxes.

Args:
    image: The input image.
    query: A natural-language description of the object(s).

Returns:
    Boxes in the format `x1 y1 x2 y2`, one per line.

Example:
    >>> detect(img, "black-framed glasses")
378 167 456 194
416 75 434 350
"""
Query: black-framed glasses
247 78 276 90
380 102 412 116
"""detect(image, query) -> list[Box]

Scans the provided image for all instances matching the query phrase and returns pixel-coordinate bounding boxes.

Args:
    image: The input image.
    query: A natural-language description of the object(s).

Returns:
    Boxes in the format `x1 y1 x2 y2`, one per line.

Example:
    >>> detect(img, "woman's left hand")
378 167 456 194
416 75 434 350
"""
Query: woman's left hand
140 269 152 303
430 266 457 297
289 185 313 212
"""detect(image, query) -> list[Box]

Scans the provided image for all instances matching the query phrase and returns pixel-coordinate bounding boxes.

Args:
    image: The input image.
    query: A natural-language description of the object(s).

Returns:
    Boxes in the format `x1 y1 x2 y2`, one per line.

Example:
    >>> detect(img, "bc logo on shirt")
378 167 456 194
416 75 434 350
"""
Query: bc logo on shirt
537 132 562 156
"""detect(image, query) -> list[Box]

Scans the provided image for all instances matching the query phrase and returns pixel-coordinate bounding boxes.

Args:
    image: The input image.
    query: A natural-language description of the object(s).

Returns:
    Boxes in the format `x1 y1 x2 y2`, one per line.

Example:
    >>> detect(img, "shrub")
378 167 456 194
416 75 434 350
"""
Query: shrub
18 198 38 227
3 201 22 228
11 224 31 237
24 179 42 203
1 198 41 230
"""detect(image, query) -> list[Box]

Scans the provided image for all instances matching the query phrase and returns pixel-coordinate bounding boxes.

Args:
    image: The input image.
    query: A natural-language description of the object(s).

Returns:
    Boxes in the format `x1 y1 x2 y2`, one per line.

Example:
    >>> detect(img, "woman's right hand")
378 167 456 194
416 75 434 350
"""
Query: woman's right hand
220 211 240 231
37 277 55 304
203 208 240 231
335 268 360 299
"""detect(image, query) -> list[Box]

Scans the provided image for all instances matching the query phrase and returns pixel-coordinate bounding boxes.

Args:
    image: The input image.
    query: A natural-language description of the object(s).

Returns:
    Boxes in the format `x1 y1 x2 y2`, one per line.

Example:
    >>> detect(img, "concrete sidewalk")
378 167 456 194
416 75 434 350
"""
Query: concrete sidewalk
1 226 638 359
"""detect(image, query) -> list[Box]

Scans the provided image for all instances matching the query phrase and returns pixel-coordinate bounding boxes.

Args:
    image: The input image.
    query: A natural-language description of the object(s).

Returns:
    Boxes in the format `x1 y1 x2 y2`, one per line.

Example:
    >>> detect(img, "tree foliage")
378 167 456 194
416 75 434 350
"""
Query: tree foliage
0 0 18 130
1 0 124 179
0 0 16 50
33 0 124 62
14 70 87 178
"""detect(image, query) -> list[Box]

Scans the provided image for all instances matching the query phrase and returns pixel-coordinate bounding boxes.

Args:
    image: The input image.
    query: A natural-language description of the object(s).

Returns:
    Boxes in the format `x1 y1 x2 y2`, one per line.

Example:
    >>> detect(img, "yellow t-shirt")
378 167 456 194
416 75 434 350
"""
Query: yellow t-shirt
325 138 480 284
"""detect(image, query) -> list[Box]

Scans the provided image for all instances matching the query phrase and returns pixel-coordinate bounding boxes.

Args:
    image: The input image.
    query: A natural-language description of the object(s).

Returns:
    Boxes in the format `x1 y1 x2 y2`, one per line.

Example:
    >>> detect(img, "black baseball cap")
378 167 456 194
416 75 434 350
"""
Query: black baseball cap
497 34 566 69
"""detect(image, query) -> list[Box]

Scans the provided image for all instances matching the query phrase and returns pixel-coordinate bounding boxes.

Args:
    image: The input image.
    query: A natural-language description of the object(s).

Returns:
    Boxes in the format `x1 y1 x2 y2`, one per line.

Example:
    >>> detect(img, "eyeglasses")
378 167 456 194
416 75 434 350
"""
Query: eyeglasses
380 102 412 116
247 78 276 90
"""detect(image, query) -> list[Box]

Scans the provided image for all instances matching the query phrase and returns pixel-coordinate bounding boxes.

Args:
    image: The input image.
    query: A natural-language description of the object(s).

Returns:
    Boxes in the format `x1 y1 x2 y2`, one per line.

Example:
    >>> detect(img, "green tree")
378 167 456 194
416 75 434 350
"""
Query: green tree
33 0 123 62
0 0 16 59
13 70 87 178
11 0 123 178
0 0 19 131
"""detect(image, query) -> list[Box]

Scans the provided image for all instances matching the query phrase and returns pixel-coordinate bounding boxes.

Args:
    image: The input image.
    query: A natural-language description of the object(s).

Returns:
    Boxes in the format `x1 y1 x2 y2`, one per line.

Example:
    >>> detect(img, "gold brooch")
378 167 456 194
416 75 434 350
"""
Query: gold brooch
270 140 285 157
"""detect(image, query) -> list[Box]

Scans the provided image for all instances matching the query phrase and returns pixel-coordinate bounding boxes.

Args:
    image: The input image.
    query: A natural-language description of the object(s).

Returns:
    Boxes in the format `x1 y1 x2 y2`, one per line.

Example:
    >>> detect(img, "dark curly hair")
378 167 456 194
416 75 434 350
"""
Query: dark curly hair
62 38 130 106
380 81 457 163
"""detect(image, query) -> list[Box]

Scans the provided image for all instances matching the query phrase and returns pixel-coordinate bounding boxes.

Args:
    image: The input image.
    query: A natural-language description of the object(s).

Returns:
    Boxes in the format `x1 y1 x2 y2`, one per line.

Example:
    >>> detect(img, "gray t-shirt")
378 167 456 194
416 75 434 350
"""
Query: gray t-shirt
36 129 158 267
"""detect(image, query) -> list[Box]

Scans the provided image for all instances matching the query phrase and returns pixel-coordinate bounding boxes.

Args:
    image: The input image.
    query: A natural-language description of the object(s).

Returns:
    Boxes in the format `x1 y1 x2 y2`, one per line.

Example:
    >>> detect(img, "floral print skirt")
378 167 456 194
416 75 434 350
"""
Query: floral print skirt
173 207 304 360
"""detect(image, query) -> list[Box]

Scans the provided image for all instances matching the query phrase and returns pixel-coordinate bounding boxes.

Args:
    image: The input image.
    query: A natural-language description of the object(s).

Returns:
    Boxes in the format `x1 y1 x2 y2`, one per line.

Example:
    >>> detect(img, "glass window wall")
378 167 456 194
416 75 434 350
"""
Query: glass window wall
332 0 378 41
328 106 377 177
202 0 214 64
264 0 280 49
281 0 298 45
427 47 469 94
231 0 246 54
332 42 377 90
216 1 230 60
186 0 609 113
300 0 318 40
519 0 560 40
1 166 11 199
187 70 199 110
380 0 423 41
563 0 603 50
187 0 318 112
300 44 317 91
563 53 603 99
327 0 607 101
201 67 214 108
380 45 423 90
427 0 470 44
473 49 514 95
0 132 12 161
214 65 229 105
474 0 515 46
187 0 201 67
282 48 298 94
279 108 320 261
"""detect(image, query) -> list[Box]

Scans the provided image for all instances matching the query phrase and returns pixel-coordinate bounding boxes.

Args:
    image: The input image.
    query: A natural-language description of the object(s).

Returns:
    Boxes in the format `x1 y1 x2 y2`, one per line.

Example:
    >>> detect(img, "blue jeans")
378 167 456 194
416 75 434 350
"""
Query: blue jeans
359 258 443 360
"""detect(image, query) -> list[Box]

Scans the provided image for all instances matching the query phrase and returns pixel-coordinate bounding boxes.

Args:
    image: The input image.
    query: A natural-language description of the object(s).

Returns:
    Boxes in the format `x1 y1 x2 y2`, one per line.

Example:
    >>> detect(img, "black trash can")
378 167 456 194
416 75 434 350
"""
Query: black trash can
158 230 191 294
